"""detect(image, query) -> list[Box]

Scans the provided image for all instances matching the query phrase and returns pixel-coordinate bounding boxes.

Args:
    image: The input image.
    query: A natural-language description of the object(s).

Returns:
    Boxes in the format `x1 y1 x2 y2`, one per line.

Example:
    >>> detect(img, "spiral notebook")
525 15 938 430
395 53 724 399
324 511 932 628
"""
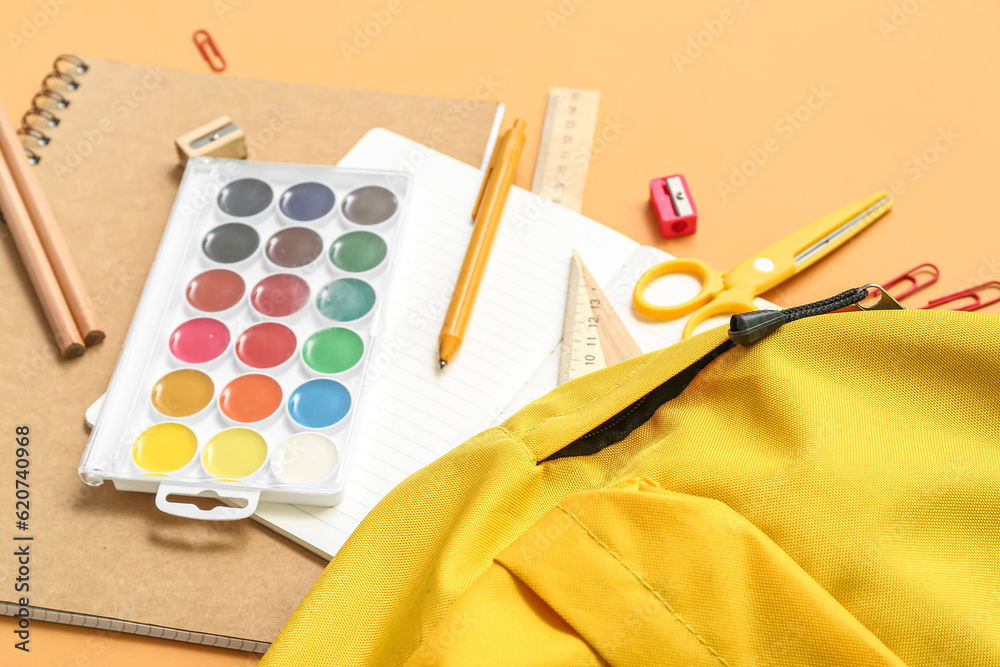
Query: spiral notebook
0 56 502 650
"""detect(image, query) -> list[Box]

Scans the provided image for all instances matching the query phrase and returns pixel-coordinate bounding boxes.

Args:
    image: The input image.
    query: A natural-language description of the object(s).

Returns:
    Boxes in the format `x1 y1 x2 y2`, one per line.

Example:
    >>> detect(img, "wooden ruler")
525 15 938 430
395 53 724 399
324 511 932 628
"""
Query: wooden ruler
531 88 601 213
558 251 643 385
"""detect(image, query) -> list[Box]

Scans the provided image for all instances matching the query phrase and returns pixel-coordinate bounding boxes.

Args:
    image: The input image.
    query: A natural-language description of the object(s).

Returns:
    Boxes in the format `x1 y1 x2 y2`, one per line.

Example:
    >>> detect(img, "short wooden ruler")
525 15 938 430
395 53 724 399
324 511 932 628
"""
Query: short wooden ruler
531 87 601 213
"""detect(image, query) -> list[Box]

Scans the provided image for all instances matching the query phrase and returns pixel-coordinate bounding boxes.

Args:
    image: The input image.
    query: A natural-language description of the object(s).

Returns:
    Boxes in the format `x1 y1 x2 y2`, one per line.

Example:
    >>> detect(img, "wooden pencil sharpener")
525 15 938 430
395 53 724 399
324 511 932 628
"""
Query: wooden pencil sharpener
175 115 247 165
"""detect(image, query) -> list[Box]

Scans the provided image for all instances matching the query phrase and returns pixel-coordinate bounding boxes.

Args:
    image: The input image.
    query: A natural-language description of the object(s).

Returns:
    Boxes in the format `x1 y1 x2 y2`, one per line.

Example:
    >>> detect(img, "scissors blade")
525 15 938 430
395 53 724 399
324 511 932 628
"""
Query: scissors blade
721 192 893 298
793 192 892 269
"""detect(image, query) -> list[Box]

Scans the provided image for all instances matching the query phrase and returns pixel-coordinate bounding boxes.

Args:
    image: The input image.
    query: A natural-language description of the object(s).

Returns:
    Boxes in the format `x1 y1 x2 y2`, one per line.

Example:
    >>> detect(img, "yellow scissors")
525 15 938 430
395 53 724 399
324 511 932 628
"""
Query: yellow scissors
633 191 893 339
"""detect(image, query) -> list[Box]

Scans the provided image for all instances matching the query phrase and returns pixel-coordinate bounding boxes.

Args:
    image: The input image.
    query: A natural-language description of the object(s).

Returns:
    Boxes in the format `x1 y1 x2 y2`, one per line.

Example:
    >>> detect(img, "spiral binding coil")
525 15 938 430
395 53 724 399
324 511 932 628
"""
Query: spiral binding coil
53 54 88 75
17 55 89 165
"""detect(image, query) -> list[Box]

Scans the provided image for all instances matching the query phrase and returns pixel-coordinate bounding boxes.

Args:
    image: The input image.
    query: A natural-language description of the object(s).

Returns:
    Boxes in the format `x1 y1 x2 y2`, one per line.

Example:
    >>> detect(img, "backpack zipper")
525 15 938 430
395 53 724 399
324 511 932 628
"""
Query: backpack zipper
540 285 902 463
728 284 903 346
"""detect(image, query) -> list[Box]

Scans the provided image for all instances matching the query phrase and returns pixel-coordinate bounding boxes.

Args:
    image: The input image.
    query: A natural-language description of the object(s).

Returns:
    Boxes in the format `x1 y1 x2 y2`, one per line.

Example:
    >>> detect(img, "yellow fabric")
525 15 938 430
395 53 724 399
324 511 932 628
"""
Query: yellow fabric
262 310 1000 666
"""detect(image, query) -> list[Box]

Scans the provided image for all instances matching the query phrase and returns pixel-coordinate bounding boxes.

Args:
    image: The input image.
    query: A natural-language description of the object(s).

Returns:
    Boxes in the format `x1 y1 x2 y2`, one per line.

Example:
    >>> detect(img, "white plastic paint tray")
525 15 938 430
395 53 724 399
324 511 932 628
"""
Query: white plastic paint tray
80 158 410 519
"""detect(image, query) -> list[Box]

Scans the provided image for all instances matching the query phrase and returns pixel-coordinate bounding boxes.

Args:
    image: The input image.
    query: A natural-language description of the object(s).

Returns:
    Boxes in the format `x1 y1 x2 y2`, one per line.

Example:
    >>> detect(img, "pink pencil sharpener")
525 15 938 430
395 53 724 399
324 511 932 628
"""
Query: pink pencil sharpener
650 174 697 238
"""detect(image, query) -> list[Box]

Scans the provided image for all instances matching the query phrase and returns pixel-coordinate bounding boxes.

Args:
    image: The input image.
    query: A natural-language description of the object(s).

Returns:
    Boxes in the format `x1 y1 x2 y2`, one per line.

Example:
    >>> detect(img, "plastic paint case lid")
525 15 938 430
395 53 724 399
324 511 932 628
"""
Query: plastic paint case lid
265 227 324 268
302 327 365 374
235 322 297 369
186 269 245 312
217 178 273 217
251 273 311 318
168 318 230 364
202 428 268 478
133 423 198 473
329 230 388 273
150 369 214 418
78 160 413 511
278 182 336 222
341 185 398 225
202 223 260 264
218 374 283 423
287 379 352 428
315 278 376 322
272 432 339 484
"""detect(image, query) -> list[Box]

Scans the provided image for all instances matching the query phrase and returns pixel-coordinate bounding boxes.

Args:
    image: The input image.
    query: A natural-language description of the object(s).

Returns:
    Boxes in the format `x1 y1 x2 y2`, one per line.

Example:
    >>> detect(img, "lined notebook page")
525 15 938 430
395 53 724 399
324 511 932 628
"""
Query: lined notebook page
253 130 639 558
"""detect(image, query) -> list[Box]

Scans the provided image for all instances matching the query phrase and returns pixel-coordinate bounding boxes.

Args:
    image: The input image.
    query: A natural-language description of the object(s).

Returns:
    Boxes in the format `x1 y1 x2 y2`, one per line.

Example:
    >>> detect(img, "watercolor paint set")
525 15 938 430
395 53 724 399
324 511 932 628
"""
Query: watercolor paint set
79 158 410 519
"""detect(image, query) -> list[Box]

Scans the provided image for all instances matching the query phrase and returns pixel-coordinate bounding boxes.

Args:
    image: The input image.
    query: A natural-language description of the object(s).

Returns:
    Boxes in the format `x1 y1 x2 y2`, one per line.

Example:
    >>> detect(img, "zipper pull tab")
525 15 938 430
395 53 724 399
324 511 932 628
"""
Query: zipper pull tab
729 285 896 346
726 310 788 346
856 283 905 311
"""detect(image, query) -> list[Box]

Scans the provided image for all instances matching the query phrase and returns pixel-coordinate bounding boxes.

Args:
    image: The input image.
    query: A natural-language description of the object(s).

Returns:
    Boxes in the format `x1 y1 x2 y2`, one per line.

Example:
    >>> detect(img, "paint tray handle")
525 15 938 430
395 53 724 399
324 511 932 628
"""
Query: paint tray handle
154 484 259 521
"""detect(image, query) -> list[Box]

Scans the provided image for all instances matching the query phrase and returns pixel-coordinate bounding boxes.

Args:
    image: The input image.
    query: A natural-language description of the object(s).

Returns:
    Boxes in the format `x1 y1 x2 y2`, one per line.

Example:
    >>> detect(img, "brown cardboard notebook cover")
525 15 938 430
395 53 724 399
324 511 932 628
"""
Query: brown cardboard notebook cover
0 56 501 650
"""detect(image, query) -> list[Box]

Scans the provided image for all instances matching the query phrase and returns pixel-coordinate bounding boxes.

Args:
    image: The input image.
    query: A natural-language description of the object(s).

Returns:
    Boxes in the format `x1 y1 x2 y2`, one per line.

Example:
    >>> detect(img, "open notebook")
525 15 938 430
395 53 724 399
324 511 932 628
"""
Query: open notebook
254 129 776 558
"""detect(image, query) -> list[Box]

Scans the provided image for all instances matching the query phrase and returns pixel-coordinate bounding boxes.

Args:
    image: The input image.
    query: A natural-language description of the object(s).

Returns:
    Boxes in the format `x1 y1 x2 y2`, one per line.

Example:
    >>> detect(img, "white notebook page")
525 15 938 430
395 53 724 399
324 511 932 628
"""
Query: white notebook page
253 130 640 558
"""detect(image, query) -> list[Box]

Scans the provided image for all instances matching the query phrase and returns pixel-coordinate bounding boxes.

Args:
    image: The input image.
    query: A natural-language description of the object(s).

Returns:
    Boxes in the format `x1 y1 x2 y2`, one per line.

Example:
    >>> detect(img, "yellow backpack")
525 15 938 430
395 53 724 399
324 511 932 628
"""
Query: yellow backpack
262 306 999 666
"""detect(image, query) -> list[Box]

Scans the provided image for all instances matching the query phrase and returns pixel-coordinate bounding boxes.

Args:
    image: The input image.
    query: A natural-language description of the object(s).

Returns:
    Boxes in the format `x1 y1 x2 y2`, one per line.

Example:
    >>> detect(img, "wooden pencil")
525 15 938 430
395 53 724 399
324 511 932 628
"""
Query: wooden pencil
0 138 85 358
0 98 103 346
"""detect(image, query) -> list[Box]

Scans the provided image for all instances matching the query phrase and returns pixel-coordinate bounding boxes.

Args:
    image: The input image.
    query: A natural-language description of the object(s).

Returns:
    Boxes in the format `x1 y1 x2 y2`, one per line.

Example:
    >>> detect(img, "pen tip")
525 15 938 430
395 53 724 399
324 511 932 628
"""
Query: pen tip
439 359 447 369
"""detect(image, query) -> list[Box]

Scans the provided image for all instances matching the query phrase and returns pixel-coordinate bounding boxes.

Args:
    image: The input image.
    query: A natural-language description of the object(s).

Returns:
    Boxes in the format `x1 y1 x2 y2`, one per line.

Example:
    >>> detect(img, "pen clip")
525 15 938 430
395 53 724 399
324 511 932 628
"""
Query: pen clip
472 165 493 221
472 129 509 220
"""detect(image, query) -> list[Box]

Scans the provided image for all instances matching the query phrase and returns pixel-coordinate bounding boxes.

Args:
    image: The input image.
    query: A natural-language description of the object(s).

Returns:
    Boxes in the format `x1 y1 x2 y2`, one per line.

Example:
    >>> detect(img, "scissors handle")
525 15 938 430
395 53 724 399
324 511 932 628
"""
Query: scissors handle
633 258 726 320
680 286 758 339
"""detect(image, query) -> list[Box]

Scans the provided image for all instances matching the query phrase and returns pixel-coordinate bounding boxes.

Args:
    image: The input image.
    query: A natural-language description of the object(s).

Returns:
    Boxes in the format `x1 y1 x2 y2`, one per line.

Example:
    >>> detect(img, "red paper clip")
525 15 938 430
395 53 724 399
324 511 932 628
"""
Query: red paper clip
193 30 226 72
922 282 1000 312
870 263 939 301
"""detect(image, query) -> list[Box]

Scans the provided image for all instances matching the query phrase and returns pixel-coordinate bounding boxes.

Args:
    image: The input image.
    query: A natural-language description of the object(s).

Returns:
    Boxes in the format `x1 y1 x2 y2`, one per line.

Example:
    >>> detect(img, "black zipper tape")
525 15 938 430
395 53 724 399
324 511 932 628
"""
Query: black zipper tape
539 340 734 463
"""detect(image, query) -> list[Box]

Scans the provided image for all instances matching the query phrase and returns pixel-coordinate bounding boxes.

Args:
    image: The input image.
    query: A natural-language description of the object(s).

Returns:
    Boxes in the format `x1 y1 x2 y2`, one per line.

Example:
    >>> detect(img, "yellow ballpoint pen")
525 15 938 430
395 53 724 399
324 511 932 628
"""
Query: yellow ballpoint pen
438 119 527 368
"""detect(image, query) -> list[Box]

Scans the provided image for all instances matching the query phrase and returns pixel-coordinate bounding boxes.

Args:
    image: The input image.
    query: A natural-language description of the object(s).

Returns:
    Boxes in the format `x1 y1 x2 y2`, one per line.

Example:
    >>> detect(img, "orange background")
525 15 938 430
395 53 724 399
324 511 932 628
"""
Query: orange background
2 0 998 663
